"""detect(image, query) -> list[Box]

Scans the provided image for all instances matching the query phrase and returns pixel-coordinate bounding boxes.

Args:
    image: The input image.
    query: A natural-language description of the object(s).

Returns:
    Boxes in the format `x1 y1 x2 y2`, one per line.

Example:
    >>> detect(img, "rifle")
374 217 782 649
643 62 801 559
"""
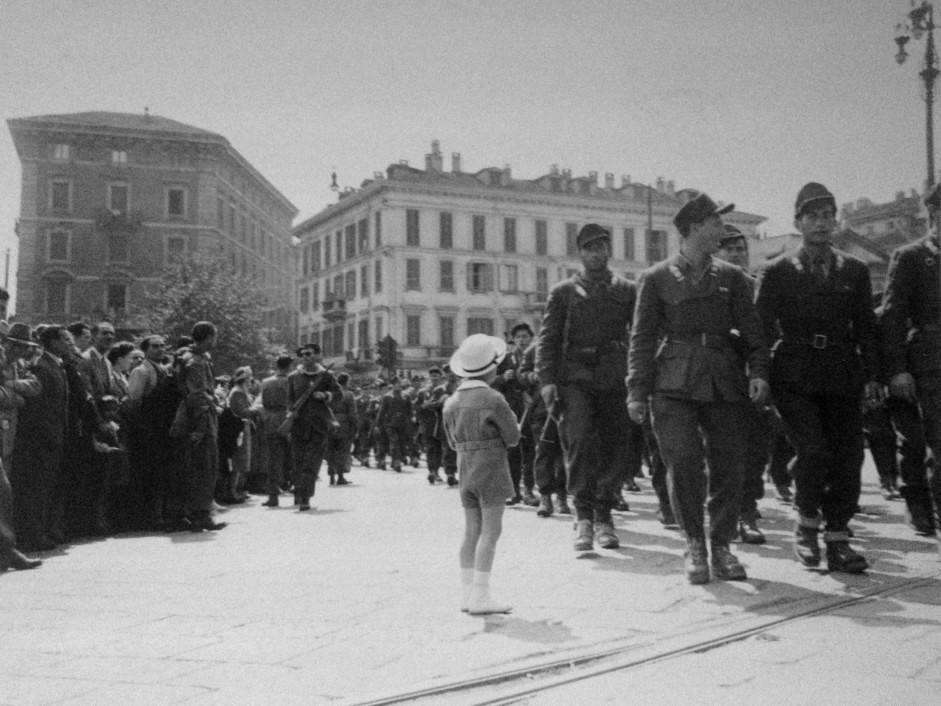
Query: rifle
277 365 339 438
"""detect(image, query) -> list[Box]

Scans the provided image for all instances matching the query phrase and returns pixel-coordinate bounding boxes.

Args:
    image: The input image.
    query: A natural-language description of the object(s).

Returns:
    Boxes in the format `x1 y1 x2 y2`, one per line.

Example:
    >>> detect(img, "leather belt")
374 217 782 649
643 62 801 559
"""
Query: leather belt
665 333 729 347
784 334 854 350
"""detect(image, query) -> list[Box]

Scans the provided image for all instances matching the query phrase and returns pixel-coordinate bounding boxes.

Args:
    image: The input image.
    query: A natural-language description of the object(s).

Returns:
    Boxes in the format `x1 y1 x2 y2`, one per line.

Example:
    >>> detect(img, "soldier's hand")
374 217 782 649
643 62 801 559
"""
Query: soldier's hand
312 391 328 401
503 369 516 382
888 373 916 403
749 378 770 406
627 400 647 424
540 384 557 410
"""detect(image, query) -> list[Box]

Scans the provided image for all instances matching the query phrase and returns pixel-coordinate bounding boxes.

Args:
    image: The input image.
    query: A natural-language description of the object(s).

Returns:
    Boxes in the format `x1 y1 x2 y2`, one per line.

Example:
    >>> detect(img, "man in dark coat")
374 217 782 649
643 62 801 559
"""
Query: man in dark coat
259 355 294 506
375 377 412 472
416 366 447 484
326 371 357 485
755 182 882 573
882 183 941 535
536 223 636 552
286 343 341 510
628 194 770 584
12 326 72 551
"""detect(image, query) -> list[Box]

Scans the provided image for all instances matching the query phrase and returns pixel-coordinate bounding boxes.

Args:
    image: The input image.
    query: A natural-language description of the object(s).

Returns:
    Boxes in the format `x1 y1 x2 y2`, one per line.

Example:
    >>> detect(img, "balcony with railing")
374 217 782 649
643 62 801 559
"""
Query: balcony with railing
321 297 346 322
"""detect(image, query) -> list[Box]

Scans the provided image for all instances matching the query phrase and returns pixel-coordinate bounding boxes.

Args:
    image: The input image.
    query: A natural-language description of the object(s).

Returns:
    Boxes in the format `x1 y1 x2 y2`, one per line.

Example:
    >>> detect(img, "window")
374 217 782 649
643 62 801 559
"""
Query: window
440 212 453 249
345 270 356 300
358 319 370 353
439 260 454 291
624 227 636 261
312 241 321 273
302 245 310 276
108 233 129 264
333 274 343 299
645 229 668 263
566 222 578 256
347 322 355 351
360 265 369 297
217 197 225 229
504 218 517 253
536 267 548 296
406 315 421 346
358 219 369 252
240 214 247 243
375 260 382 292
111 150 128 165
322 328 333 357
501 264 519 292
52 143 70 161
166 236 185 264
535 220 548 255
228 203 236 235
299 286 310 313
467 317 494 336
406 258 421 290
167 187 186 218
345 224 356 259
48 230 70 262
108 183 129 214
107 284 127 315
324 235 331 268
50 180 71 212
312 281 320 310
375 316 383 342
472 215 486 250
333 323 344 354
406 209 420 246
375 211 382 247
46 279 69 314
468 262 494 292
439 316 455 349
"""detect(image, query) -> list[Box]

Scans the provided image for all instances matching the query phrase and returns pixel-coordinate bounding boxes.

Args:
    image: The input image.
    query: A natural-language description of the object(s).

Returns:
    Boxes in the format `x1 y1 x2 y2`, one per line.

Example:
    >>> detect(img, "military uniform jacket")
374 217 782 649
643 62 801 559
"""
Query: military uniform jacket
755 247 878 397
259 374 290 437
881 235 941 377
287 367 342 441
329 388 358 438
375 392 411 430
627 254 769 404
536 269 636 390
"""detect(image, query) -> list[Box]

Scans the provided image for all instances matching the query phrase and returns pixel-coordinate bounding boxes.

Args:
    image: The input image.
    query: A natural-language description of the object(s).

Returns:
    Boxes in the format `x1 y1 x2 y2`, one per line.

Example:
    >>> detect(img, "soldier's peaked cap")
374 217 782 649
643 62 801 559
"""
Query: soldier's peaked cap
673 192 734 231
794 182 836 218
576 223 611 248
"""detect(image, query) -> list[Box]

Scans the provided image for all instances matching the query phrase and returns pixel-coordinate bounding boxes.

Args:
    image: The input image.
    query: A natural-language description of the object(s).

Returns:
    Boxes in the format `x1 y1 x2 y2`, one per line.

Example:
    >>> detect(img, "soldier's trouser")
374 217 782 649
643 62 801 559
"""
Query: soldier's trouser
422 432 443 473
533 415 566 495
442 445 457 478
651 396 746 544
888 372 941 512
373 428 389 465
774 389 863 534
768 424 795 488
508 431 534 494
384 425 408 466
326 434 353 477
265 434 292 495
558 385 629 522
292 433 327 502
187 433 219 521
643 418 671 511
863 404 900 482
740 405 772 514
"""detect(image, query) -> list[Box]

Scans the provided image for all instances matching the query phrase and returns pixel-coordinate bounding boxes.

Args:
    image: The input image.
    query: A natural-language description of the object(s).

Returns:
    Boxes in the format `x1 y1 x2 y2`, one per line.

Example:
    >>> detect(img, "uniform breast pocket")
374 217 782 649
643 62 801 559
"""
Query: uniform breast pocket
655 352 690 392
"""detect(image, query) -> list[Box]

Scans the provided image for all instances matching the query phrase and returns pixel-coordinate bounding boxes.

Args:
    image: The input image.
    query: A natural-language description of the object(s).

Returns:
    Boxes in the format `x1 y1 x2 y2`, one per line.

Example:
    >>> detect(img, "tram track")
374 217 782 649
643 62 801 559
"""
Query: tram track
350 571 940 706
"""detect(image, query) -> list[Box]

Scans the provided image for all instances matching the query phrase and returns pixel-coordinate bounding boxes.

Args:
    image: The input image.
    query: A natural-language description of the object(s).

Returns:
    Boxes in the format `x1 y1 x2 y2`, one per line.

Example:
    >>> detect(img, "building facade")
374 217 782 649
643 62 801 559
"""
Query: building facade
7 111 297 337
294 141 765 372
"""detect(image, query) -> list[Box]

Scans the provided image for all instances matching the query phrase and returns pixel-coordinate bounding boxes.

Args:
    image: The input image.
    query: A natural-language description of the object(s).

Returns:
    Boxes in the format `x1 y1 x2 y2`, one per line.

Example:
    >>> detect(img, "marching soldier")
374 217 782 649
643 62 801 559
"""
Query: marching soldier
536 223 636 551
628 193 769 584
882 183 941 535
755 183 882 573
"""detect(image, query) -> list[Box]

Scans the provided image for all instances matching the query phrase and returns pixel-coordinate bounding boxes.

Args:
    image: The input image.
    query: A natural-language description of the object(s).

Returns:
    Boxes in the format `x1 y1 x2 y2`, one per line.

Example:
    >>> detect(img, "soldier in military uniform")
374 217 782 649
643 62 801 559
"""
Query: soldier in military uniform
882 183 941 535
628 194 769 584
755 183 882 573
416 366 448 484
375 378 413 472
536 223 636 551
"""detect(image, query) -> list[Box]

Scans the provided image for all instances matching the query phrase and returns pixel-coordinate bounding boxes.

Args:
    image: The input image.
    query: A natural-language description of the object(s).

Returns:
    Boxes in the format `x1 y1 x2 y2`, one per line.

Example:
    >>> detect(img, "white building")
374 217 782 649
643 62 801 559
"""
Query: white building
294 141 765 372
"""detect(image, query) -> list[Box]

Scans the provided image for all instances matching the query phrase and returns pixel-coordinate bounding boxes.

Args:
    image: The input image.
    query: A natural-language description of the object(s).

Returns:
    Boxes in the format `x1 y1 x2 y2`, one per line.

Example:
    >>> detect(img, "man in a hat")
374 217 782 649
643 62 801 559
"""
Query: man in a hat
716 224 771 545
326 371 357 486
258 355 294 506
286 343 340 510
628 193 769 584
755 183 881 573
881 182 941 536
536 223 636 551
416 366 448 484
375 377 413 472
0 322 42 571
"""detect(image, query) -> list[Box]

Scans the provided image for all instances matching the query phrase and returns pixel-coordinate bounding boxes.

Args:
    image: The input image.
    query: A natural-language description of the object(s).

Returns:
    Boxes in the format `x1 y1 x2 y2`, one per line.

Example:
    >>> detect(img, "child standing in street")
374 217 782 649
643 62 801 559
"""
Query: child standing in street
443 334 521 615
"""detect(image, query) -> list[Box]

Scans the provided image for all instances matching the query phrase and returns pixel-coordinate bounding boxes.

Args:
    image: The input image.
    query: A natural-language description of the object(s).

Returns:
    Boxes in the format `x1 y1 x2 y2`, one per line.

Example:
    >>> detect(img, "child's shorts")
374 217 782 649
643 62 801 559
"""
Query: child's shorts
459 454 514 509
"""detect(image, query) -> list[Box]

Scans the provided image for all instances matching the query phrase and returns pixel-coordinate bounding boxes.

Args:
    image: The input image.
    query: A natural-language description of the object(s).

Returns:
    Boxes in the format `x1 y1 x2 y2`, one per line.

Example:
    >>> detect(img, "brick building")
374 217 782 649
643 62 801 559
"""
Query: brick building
7 111 297 338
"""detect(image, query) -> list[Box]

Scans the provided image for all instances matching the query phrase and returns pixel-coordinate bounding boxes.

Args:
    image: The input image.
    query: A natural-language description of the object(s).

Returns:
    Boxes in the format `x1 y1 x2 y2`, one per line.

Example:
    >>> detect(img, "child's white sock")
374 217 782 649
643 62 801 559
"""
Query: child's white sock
460 568 474 611
468 570 511 615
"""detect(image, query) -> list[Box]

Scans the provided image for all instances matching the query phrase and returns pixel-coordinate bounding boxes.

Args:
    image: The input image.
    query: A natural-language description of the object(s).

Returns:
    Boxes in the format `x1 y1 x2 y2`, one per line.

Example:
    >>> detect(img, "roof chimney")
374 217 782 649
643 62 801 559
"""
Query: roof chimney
588 170 598 185
656 177 665 192
604 172 614 189
550 163 559 176
666 180 675 196
621 174 631 187
425 140 443 172
451 152 462 173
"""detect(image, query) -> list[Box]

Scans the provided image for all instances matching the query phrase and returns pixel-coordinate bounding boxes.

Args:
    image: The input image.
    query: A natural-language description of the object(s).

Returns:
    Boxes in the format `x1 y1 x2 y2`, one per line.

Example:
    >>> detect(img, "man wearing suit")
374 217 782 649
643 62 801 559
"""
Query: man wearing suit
0 322 42 571
12 326 72 552
755 183 882 573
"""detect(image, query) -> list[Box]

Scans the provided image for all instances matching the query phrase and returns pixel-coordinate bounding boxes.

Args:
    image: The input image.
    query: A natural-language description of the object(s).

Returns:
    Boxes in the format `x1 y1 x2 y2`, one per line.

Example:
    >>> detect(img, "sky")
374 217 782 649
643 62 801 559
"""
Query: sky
0 0 931 302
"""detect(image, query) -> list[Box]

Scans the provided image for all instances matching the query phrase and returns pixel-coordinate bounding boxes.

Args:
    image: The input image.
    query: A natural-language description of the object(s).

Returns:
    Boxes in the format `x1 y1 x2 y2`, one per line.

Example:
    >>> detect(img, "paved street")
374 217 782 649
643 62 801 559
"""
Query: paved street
1 455 939 706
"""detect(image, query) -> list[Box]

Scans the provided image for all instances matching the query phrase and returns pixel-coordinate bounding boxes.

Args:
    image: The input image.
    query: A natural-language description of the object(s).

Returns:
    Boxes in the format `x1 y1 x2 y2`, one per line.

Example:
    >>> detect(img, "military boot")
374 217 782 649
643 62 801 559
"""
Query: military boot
573 520 594 551
536 495 554 518
711 542 747 581
522 488 539 507
738 509 766 545
684 537 710 585
825 538 869 574
557 494 572 515
900 486 936 536
262 494 279 507
594 521 620 549
794 517 821 567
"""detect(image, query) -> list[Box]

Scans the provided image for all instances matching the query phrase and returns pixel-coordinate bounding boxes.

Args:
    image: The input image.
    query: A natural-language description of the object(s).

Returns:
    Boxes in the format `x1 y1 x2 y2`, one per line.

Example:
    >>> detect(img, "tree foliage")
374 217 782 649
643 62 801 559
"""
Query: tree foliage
140 251 278 373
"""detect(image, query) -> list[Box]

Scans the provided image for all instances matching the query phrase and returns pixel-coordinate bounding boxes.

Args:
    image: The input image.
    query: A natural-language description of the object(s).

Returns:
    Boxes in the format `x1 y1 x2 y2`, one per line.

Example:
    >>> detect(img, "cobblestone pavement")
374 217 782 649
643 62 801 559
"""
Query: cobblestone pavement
1 455 938 706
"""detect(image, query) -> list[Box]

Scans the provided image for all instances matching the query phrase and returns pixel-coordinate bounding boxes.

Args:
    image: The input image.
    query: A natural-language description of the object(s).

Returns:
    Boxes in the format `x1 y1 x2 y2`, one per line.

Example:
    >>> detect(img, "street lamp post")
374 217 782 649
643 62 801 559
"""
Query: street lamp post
896 1 939 188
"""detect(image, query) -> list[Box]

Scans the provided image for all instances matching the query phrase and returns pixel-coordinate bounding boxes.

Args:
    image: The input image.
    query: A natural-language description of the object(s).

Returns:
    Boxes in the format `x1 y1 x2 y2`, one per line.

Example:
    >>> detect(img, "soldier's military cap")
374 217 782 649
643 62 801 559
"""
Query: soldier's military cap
576 223 611 248
673 192 734 232
924 182 941 210
794 182 836 218
719 223 745 246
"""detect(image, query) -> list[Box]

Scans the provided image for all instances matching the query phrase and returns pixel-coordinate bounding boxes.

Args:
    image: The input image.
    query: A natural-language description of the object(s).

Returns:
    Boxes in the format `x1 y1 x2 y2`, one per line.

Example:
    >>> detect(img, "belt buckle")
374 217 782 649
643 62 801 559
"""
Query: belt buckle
812 334 828 349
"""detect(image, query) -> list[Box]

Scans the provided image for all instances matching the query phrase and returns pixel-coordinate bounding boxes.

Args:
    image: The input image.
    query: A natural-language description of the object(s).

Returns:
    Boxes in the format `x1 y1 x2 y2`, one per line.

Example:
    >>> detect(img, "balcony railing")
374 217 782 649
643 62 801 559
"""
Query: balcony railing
321 297 346 322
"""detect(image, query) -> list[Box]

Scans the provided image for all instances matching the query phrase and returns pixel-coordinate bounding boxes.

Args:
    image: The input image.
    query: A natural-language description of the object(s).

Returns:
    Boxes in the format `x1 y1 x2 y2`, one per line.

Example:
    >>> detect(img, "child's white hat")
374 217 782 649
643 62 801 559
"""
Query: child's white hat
448 334 508 378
